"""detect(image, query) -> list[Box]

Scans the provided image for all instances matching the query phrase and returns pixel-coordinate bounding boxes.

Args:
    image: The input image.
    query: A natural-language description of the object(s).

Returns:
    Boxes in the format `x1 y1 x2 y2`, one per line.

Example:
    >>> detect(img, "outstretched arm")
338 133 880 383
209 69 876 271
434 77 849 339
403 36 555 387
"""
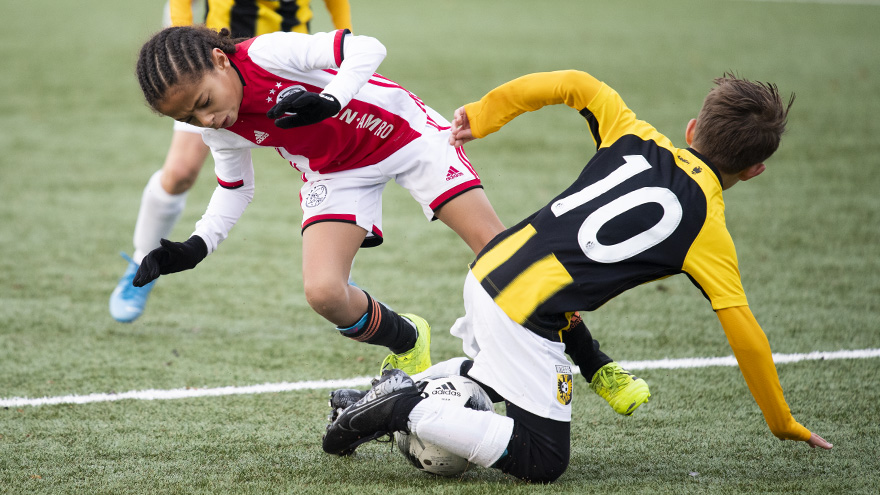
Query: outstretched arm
450 70 605 147
717 306 832 449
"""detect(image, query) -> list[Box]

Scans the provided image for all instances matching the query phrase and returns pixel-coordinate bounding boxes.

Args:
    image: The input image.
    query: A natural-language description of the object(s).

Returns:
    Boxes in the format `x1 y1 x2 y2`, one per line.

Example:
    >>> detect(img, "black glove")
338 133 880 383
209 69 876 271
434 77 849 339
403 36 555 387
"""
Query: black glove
133 235 208 287
267 89 341 129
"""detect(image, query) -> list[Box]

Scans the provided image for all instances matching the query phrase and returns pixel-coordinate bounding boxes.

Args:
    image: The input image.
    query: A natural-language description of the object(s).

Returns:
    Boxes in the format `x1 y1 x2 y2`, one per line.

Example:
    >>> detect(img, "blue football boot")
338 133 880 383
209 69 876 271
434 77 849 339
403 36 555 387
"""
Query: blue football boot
109 252 155 323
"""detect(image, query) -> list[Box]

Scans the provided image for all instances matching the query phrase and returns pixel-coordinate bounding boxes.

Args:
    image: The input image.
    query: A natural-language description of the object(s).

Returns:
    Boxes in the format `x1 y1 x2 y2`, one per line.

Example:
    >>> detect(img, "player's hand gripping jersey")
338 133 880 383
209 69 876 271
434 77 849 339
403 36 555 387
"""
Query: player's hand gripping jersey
191 30 438 253
465 70 811 442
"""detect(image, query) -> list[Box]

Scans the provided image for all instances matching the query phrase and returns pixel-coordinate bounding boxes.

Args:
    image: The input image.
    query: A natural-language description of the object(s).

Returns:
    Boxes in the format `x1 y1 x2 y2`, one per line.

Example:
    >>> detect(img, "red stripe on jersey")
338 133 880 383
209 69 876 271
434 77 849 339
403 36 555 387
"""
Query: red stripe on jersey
429 179 482 211
324 68 429 114
362 77 442 130
276 148 300 172
218 177 244 189
333 29 349 67
367 79 428 112
426 116 450 131
370 73 426 105
455 146 478 177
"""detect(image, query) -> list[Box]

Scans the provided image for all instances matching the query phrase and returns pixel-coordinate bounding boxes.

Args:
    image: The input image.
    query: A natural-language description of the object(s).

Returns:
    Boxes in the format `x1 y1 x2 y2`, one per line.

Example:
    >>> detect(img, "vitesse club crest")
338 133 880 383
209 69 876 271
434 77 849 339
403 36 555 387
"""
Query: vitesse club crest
556 365 573 405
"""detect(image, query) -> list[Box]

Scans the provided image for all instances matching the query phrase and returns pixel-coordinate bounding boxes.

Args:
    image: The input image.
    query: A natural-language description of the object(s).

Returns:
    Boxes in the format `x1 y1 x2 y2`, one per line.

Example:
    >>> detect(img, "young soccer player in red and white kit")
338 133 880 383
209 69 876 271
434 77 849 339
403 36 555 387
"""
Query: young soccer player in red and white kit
110 0 352 323
130 25 650 413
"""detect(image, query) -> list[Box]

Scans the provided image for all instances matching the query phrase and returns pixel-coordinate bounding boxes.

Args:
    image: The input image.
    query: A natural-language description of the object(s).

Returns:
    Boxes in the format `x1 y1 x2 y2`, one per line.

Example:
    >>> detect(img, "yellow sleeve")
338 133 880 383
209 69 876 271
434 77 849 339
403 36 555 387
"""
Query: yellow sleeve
681 202 749 311
168 0 194 26
717 306 811 441
323 0 353 31
464 70 605 139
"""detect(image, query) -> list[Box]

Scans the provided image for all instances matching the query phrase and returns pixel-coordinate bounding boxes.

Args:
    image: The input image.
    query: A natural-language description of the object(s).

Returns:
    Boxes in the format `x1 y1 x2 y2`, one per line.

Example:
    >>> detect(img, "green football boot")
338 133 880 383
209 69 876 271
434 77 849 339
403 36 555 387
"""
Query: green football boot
380 314 431 375
589 362 651 416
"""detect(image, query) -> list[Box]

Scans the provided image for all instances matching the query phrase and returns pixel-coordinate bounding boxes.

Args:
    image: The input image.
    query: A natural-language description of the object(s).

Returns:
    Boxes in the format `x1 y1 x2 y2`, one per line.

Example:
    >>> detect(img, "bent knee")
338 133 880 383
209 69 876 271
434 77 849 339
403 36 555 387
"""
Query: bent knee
303 280 350 316
497 403 571 483
500 445 569 483
161 160 203 194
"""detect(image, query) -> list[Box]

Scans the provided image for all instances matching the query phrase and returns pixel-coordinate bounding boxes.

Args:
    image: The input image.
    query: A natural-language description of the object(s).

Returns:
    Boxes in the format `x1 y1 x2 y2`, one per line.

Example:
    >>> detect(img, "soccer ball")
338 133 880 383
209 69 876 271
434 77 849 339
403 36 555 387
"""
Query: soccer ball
394 374 493 477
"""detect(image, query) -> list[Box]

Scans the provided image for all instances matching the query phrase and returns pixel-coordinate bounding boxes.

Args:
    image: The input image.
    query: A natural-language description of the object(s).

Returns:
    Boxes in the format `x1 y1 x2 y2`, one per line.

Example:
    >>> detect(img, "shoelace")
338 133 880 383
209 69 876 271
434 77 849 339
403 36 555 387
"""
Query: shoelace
120 272 145 298
596 367 631 394
118 253 148 299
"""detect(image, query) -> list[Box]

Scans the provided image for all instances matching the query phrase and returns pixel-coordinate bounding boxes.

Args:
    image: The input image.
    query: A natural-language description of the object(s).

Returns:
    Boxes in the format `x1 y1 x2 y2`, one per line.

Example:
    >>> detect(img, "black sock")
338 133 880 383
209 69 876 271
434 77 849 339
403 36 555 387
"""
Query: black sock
389 394 424 433
561 313 612 382
338 291 417 354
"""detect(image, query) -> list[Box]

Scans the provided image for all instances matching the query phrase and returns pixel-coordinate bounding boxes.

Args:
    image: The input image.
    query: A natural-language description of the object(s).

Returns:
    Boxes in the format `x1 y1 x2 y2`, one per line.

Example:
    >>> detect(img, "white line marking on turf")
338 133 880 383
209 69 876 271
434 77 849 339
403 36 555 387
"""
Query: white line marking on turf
3 348 879 408
0 376 375 408
737 0 880 5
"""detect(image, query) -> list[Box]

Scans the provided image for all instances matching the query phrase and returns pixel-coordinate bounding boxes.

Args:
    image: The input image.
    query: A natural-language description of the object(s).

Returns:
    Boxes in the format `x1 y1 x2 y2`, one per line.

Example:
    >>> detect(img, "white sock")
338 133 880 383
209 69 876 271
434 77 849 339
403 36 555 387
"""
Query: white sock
411 357 469 382
132 170 187 263
408 399 514 468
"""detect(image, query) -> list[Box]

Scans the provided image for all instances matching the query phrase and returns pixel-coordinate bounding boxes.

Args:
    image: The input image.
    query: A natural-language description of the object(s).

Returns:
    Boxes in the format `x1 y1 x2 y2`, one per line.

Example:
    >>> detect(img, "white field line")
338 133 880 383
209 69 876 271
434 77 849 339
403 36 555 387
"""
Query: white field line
3 348 879 408
736 0 880 5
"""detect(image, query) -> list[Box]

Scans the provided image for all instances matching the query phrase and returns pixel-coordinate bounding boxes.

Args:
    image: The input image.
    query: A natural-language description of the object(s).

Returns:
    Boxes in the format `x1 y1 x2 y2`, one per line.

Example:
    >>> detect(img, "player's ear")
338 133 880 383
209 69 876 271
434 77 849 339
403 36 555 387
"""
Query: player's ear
212 48 229 69
685 119 697 146
738 163 766 182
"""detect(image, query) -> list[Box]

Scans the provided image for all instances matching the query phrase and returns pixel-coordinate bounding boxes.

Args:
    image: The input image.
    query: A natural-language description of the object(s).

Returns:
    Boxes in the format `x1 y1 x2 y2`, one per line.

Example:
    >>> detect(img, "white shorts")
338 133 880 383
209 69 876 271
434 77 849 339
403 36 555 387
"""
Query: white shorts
450 271 574 422
298 110 481 247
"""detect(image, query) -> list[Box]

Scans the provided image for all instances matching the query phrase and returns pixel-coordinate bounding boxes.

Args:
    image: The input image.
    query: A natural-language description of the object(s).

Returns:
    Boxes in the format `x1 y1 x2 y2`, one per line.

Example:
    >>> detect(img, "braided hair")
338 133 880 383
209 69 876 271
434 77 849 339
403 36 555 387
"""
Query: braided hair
136 26 239 110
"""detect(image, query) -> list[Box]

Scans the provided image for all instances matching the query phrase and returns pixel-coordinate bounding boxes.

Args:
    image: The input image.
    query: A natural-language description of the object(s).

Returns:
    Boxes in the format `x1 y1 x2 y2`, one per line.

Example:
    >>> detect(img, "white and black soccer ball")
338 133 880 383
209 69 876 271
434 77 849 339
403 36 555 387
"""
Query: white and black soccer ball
394 374 493 477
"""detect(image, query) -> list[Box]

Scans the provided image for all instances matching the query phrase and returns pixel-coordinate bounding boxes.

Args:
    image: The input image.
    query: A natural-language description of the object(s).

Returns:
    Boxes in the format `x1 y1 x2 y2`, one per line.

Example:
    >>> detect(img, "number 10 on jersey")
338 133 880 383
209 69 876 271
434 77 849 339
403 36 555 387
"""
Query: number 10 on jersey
550 155 683 264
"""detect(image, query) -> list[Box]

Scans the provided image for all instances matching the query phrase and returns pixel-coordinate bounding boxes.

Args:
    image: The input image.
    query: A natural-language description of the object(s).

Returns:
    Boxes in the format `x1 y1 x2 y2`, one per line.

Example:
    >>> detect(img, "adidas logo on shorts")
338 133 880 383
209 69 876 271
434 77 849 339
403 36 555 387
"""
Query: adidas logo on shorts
446 166 464 181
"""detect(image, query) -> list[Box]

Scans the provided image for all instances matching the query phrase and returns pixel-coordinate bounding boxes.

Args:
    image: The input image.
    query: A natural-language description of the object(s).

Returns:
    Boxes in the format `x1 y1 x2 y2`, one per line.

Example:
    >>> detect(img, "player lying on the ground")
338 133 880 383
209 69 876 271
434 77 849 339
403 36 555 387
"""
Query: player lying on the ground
321 69 832 483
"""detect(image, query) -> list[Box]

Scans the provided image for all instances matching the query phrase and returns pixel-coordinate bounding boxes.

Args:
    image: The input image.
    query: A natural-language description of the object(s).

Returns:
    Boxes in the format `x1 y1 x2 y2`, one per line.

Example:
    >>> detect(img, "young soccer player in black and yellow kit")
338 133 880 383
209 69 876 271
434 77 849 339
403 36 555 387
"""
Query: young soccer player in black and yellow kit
168 0 352 38
323 70 832 482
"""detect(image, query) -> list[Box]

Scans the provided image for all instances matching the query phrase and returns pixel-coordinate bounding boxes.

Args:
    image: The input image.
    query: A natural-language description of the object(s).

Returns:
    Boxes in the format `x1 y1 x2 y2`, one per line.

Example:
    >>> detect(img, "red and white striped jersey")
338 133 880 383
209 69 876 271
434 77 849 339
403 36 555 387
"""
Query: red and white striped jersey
203 29 432 183
194 29 446 253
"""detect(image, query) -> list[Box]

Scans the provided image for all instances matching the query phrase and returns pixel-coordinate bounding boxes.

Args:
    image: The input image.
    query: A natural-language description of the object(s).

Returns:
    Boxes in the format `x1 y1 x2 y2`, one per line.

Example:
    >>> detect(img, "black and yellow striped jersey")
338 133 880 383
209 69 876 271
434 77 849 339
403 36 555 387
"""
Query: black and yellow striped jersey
467 71 747 339
465 70 814 443
170 0 352 37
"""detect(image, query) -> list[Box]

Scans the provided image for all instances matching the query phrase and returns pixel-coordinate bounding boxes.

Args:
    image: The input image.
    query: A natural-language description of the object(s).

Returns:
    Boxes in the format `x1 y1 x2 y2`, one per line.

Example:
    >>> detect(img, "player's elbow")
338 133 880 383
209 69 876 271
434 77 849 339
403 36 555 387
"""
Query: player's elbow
555 69 592 85
355 34 386 61
375 39 387 60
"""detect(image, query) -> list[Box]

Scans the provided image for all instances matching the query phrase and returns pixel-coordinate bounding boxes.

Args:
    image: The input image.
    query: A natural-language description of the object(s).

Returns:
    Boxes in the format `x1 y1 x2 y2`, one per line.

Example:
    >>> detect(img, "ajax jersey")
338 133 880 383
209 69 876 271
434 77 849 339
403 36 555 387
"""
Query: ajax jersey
202 30 430 187
226 36 421 175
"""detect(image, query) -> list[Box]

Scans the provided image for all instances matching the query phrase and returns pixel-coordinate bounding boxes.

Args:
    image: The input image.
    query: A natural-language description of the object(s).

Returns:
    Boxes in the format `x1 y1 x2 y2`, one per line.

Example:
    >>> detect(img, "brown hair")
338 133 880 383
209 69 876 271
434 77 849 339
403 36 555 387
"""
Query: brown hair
692 72 795 174
135 26 239 111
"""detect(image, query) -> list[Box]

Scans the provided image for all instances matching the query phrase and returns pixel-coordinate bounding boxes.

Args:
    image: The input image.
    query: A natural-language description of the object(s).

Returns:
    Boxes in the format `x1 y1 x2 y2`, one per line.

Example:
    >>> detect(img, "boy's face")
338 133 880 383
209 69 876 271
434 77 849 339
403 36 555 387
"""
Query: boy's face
156 49 243 129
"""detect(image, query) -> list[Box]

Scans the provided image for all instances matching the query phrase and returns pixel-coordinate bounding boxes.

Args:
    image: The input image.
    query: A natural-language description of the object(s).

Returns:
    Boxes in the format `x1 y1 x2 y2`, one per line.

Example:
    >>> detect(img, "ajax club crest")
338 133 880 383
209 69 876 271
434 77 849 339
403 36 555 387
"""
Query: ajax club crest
304 184 328 208
276 84 307 105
